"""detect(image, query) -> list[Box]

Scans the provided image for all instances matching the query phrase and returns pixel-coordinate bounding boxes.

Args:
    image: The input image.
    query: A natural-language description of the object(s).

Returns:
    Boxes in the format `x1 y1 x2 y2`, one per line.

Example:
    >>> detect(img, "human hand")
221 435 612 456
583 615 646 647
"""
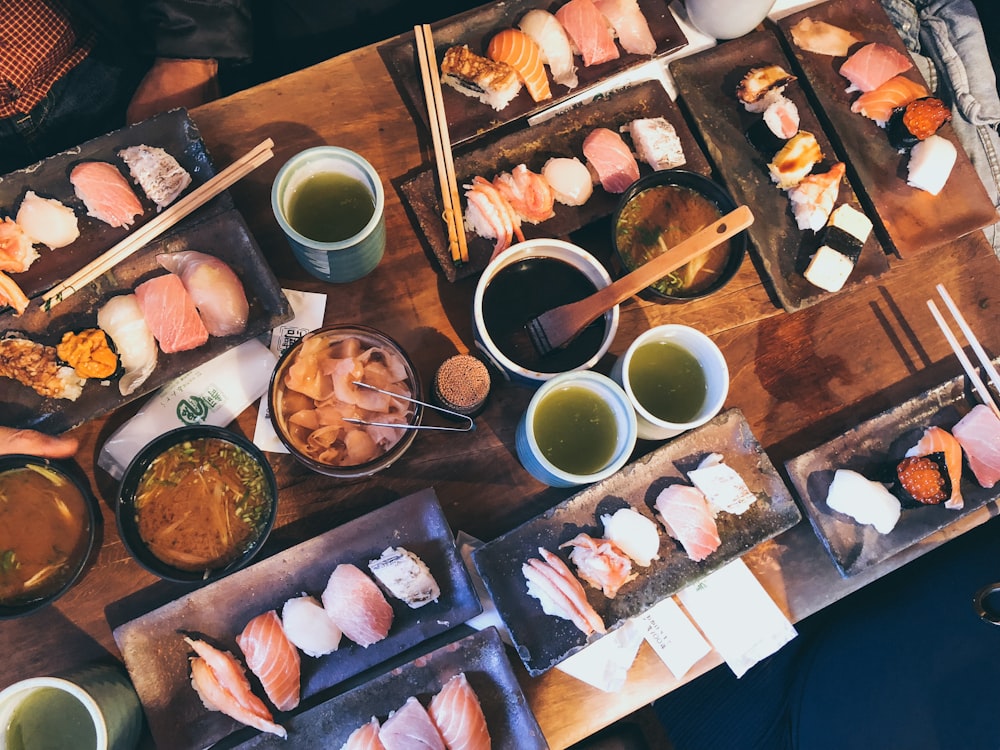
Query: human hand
127 57 221 124
0 427 78 459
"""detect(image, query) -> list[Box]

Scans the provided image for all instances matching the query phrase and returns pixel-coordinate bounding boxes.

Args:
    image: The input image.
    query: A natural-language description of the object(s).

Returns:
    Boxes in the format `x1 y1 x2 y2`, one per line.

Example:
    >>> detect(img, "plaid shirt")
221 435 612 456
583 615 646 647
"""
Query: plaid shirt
0 0 93 118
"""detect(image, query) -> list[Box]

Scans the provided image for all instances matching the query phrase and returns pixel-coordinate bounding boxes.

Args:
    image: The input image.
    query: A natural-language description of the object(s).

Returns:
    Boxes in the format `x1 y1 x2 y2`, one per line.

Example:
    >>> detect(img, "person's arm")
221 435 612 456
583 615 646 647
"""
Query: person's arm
0 427 78 459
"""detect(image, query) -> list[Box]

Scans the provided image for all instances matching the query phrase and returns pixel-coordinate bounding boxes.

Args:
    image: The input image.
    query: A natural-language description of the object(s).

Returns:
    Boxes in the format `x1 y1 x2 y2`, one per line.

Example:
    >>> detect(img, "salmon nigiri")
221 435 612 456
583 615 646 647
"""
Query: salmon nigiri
523 547 607 636
341 717 386 750
850 76 928 125
428 673 491 750
237 610 301 711
487 28 551 103
905 425 965 510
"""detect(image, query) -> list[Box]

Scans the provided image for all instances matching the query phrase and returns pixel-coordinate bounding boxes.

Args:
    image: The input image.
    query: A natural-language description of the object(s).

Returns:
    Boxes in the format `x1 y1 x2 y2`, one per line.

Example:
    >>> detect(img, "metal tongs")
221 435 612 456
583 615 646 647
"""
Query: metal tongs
342 381 475 432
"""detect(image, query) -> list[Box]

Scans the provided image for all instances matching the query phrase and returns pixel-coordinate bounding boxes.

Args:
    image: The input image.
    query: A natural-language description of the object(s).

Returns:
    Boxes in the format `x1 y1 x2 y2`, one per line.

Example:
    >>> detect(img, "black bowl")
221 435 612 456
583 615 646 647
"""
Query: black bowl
611 169 747 303
0 455 96 619
116 425 278 583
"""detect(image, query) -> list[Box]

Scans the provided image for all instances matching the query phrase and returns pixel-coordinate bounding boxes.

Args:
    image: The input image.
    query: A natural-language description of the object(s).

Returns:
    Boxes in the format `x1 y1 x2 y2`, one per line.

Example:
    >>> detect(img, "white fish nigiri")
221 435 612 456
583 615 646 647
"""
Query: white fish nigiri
281 595 342 657
519 9 579 89
600 507 660 566
97 294 157 396
825 469 901 534
156 251 249 337
15 191 79 249
542 157 593 206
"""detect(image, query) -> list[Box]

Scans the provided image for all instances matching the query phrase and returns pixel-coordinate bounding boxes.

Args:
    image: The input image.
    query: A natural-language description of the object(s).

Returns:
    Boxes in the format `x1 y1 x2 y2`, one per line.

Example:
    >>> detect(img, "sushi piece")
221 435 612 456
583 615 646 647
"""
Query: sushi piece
594 0 656 55
558 533 636 598
0 271 29 315
850 76 928 125
281 595 342 657
56 329 119 380
600 507 660 566
541 157 593 206
440 45 522 112
368 547 440 609
15 191 79 249
0 217 38 274
906 426 964 510
555 0 621 67
886 97 951 150
736 65 796 113
653 485 721 562
492 165 556 224
321 563 394 647
518 9 578 89
763 96 800 140
906 134 957 195
787 161 845 232
952 404 1000 489
839 42 913 93
487 29 551 103
118 144 192 210
379 697 446 750
803 203 873 293
583 127 640 194
892 452 951 506
97 294 158 395
824 469 901 534
69 161 143 228
236 610 301 712
156 251 249 337
428 673 491 750
463 176 524 259
341 718 386 750
622 117 686 171
0 334 85 400
767 131 822 189
523 547 607 635
134 273 209 353
686 453 757 516
184 637 286 739
789 17 861 57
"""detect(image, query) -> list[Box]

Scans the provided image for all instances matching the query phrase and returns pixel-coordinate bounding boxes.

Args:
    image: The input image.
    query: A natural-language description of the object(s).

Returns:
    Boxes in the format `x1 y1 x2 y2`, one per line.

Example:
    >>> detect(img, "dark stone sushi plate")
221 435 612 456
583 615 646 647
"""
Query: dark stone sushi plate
379 0 688 147
670 29 890 313
775 0 999 258
785 371 1000 578
112 488 483 750
472 407 802 677
399 79 712 281
226 628 548 750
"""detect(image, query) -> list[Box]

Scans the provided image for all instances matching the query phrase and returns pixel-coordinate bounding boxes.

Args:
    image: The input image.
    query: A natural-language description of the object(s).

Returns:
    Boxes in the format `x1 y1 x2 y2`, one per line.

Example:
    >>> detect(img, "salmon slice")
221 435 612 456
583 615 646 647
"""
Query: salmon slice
594 0 655 55
134 272 209 353
850 75 928 124
556 0 620 67
487 29 551 102
70 161 143 228
237 610 301 712
379 697 446 750
906 426 965 509
559 533 637 599
341 718 386 750
428 673 491 750
523 547 607 635
321 563 394 647
952 404 1000 489
654 484 721 562
839 42 913 92
583 127 639 193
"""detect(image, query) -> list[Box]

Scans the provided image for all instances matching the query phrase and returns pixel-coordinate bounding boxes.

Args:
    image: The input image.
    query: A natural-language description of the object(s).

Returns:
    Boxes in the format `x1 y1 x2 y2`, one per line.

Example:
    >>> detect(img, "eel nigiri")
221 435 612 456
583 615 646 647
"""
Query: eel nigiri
556 0 620 67
737 65 796 113
487 28 551 103
952 404 1000 489
654 485 721 562
0 217 38 274
440 45 522 112
156 251 249 337
583 127 640 194
321 563 394 647
70 161 143 228
428 673 491 750
134 272 209 353
850 75 928 125
236 610 301 712
559 533 636 599
523 547 607 636
789 17 860 57
767 131 822 189
97 294 158 395
379 697 446 750
492 164 555 224
15 191 79 249
905 426 964 509
518 9 578 89
341 718 386 750
839 42 913 92
787 161 845 232
594 0 655 56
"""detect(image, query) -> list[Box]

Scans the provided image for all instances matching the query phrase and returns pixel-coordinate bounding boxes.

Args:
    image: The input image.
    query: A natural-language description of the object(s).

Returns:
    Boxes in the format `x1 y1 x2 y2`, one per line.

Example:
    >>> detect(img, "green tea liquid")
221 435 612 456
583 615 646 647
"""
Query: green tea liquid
4 687 98 750
628 341 707 422
533 386 618 475
288 172 375 242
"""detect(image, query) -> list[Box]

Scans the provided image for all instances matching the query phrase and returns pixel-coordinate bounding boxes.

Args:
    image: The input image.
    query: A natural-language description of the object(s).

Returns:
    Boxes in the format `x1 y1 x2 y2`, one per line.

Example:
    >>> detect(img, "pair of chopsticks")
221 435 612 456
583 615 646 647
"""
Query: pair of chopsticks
413 23 469 265
41 138 275 311
928 283 1000 419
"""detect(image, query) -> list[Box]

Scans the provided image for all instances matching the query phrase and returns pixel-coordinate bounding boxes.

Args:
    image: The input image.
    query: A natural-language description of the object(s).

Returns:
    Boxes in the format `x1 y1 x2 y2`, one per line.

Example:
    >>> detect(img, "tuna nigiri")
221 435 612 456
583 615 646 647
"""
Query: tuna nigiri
492 164 555 224
559 533 636 598
0 217 38 274
342 718 386 750
556 0 620 67
583 127 640 194
594 0 655 55
156 251 249 337
523 547 607 636
518 9 578 89
654 484 721 562
321 563 394 647
787 162 845 232
850 75 928 125
70 161 143 228
379 697 446 750
236 610 301 712
134 272 209 353
428 673 491 750
487 28 551 103
839 42 913 92
905 426 964 509
952 404 1000 489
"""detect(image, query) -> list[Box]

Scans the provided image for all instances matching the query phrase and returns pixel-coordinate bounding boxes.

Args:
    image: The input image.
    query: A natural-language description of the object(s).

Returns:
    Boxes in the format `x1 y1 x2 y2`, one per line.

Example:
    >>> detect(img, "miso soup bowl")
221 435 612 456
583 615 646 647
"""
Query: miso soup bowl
473 238 620 384
116 425 278 583
612 170 747 303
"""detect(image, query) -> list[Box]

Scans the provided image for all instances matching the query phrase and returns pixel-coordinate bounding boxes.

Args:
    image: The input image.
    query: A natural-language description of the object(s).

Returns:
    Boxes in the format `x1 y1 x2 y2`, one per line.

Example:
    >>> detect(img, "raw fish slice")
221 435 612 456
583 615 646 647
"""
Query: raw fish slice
583 127 640 194
523 547 607 635
559 533 636 598
342 718 386 750
0 271 29 315
600 507 660 566
69 161 143 228
236 610 301 711
906 426 964 509
428 673 491 750
654 485 721 562
118 144 192 209
790 17 861 57
850 76 928 124
623 117 686 170
97 294 157 395
952 404 1000 489
487 29 551 103
379 697 447 750
282 595 342 657
594 0 655 55
555 0 620 67
787 162 845 232
492 165 555 224
321 563 394 647
542 157 593 206
839 42 913 92
134 273 209 353
824 469 901 533
518 9 578 88
0 217 38 273
156 250 249 336
15 191 79 249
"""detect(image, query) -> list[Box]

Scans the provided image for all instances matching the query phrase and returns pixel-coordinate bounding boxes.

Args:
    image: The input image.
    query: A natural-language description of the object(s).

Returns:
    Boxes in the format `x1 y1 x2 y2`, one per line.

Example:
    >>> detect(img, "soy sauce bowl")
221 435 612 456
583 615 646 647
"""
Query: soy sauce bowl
612 170 747 303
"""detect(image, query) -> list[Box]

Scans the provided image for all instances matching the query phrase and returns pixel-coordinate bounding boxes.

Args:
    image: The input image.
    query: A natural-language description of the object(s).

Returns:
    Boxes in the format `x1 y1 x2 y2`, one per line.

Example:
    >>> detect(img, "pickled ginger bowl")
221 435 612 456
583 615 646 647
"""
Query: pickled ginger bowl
268 325 423 478
612 170 747 302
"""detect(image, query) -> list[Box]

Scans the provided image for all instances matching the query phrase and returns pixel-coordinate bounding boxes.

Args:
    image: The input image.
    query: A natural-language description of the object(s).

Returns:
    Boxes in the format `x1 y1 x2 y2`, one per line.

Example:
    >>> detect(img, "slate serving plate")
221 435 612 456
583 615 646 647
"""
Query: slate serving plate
785 372 999 577
670 29 890 312
228 628 548 749
380 0 687 146
399 79 711 281
473 407 801 676
113 488 482 750
775 0 998 257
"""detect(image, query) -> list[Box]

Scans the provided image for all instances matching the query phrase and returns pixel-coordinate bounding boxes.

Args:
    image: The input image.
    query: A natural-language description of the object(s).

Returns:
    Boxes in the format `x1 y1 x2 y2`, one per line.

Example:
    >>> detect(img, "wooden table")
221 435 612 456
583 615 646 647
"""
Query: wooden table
3 31 999 750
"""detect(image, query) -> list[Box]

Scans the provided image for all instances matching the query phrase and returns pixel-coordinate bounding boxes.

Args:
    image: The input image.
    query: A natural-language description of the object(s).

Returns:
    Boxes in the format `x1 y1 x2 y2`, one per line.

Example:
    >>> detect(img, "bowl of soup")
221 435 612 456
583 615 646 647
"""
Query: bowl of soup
0 457 96 619
116 426 278 583
612 170 747 302
268 325 422 478
473 238 620 383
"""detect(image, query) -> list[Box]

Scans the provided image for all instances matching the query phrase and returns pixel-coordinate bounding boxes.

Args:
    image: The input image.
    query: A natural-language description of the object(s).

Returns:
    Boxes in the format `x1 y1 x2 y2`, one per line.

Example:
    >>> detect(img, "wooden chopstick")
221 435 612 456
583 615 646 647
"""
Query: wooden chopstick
414 23 468 265
42 138 275 310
